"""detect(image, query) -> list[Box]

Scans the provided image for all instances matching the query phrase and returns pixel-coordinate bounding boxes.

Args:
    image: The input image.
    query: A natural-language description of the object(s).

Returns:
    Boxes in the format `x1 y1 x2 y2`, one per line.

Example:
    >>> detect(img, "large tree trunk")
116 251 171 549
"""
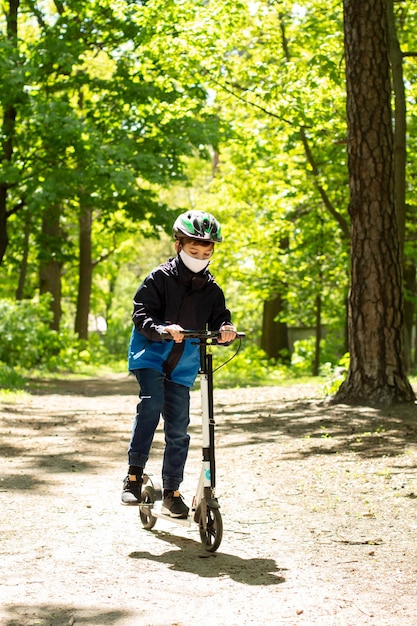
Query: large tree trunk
403 264 416 368
386 0 415 369
386 0 406 252
334 0 414 406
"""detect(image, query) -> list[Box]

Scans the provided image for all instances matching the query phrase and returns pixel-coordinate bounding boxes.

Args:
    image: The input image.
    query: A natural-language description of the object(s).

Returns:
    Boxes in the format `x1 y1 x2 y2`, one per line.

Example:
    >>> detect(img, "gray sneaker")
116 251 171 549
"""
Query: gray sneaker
161 491 189 518
121 475 143 505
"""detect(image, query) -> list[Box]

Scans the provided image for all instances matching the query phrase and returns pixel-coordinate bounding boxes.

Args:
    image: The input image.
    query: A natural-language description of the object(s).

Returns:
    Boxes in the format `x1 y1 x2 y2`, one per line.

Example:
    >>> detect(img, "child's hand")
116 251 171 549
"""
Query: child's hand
218 324 237 344
164 324 185 343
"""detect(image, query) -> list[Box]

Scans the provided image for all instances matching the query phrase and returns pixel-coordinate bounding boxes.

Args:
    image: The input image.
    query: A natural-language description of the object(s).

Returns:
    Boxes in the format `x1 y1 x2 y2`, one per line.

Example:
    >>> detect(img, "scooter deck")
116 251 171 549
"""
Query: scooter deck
150 508 192 527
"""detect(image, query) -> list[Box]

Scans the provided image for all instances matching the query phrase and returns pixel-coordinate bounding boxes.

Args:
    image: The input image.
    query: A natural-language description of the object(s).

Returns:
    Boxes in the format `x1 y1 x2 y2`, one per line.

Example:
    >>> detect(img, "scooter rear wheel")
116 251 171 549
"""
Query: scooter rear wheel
199 507 223 552
139 486 157 530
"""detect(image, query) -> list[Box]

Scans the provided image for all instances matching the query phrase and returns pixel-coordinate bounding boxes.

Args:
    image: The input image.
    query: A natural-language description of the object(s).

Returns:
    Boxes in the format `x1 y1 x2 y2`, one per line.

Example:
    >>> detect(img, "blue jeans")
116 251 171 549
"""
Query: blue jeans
128 368 190 491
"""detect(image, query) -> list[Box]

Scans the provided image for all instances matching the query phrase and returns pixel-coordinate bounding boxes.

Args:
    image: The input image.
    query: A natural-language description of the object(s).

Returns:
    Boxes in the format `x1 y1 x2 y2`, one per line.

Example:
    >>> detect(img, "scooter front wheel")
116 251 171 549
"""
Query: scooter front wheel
199 507 223 552
139 486 157 530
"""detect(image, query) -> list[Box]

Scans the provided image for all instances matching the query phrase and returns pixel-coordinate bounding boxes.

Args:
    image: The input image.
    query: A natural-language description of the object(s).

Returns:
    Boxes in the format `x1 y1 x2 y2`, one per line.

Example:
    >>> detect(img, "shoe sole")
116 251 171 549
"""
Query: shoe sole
161 505 189 519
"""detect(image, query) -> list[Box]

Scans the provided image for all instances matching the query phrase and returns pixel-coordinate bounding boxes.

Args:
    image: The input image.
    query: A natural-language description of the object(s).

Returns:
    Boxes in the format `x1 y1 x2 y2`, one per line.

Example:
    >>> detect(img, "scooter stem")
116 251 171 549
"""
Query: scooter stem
199 343 216 490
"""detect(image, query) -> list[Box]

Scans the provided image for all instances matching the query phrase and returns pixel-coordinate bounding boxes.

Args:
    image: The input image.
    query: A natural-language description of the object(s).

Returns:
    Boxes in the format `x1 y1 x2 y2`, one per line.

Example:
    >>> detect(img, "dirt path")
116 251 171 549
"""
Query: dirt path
1 374 417 626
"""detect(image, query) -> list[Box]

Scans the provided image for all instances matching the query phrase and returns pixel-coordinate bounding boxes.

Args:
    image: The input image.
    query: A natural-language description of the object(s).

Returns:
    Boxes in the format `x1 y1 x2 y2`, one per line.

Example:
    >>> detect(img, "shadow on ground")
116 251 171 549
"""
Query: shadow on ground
27 375 137 397
0 605 134 626
129 530 286 585
213 397 417 460
2 379 417 492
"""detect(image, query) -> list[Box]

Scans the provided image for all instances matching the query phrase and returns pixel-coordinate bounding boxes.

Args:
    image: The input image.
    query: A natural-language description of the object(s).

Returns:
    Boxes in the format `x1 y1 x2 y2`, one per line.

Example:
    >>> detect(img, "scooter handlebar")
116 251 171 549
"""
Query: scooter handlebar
160 330 245 341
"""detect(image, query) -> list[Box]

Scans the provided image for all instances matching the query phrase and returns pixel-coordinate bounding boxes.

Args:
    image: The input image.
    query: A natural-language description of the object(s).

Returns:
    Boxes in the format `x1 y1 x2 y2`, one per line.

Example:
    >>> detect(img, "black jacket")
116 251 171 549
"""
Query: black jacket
128 255 232 385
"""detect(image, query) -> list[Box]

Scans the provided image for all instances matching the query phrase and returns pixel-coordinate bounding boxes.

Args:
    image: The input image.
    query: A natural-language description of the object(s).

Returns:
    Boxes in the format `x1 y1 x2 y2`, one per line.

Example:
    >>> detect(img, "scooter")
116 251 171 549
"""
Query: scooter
138 329 245 553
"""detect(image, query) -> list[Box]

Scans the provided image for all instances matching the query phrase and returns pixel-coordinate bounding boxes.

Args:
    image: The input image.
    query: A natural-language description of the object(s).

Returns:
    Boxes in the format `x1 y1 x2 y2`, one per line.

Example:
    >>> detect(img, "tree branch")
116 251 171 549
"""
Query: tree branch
6 198 25 218
300 128 350 240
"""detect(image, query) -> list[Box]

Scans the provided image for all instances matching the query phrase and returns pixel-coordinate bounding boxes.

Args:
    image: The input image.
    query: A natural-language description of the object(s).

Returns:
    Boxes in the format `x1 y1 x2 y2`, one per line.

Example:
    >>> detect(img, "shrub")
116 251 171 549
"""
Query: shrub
0 295 111 374
0 296 59 369
0 363 27 390
212 344 289 388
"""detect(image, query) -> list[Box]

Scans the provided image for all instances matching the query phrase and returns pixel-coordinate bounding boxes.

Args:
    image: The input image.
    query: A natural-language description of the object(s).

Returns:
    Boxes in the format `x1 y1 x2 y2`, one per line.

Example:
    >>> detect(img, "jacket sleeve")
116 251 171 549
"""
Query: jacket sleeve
131 271 167 341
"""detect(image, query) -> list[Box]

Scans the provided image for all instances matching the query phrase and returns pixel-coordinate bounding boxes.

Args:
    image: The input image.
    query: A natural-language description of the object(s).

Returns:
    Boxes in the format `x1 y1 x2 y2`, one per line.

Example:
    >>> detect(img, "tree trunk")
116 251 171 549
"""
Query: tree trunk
15 213 31 300
313 294 322 377
39 206 62 330
386 0 407 252
403 264 416 368
74 206 93 340
261 294 290 362
386 0 415 369
334 0 414 406
0 186 10 266
0 0 19 265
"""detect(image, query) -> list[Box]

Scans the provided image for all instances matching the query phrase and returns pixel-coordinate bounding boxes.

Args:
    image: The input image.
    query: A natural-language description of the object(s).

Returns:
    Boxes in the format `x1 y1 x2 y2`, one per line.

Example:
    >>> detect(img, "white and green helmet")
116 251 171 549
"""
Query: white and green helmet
173 210 223 243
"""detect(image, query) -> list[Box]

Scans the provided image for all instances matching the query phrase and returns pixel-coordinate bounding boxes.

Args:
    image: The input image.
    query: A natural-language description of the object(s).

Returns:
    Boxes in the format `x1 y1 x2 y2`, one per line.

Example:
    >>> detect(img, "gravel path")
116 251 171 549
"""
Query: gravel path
1 375 417 625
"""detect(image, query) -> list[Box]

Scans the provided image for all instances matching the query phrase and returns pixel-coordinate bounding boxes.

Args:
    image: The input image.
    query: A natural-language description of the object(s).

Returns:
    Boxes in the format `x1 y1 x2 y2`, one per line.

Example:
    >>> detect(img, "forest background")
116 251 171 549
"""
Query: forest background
1 0 417 402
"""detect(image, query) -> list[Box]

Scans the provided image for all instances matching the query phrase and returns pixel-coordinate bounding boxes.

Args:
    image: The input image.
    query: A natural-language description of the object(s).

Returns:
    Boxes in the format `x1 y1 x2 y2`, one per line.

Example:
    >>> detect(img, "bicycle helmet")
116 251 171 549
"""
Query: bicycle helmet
173 210 223 243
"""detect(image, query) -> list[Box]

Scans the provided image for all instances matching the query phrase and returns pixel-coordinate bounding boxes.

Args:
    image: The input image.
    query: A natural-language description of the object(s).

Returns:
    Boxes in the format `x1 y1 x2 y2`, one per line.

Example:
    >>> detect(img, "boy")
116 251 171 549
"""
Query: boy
122 210 236 518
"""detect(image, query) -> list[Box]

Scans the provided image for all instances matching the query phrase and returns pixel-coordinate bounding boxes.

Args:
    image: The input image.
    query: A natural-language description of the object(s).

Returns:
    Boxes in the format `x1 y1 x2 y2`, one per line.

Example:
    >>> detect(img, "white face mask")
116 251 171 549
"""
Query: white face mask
179 249 210 273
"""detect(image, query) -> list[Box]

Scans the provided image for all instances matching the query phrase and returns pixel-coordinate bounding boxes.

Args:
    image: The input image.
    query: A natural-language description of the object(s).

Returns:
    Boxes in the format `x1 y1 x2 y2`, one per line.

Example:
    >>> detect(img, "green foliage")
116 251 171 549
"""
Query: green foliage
0 296 58 369
0 294 340 390
210 337 348 390
290 335 346 377
321 353 350 396
0 363 26 391
100 324 132 363
0 295 112 373
1 0 416 386
212 342 313 388
290 339 317 375
212 344 278 388
0 0 220 303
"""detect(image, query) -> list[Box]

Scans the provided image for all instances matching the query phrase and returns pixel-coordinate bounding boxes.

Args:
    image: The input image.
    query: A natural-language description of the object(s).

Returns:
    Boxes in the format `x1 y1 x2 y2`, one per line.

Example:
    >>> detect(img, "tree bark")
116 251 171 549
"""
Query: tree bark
74 206 93 340
261 294 290 362
386 0 415 369
313 294 322 377
386 0 407 253
39 206 63 330
0 0 20 265
15 213 31 300
334 0 414 406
